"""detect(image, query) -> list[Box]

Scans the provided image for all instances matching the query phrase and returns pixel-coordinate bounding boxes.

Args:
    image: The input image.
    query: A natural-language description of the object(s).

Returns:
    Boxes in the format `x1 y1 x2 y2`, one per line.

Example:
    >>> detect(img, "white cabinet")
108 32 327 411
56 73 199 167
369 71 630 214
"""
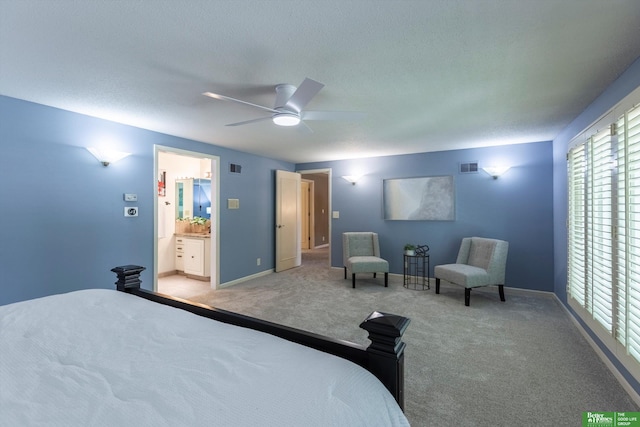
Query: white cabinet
176 236 210 279
175 237 185 271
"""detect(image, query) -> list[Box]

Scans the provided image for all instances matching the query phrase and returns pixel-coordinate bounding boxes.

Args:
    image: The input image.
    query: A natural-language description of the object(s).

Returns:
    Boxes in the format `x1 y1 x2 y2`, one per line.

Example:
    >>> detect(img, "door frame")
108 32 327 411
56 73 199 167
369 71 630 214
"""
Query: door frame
296 168 332 264
153 145 220 291
301 179 315 250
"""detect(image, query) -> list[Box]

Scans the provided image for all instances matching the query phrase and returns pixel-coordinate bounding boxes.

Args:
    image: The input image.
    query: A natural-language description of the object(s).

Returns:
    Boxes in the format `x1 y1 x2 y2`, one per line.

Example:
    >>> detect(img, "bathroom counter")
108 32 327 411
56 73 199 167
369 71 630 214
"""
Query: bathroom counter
175 233 211 238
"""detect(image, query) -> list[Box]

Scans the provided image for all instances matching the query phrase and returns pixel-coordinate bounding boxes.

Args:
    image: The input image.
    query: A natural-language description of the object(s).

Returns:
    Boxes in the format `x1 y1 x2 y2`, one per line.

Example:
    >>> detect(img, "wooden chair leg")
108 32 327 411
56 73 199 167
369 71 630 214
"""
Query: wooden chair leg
435 278 440 294
384 272 388 287
344 266 347 279
352 273 356 288
465 288 471 306
499 285 505 302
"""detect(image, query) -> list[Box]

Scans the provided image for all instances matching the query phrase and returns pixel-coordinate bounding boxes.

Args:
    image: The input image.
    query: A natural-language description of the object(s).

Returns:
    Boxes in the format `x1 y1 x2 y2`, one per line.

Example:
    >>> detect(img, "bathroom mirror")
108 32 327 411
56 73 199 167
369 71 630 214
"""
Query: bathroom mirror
175 178 211 219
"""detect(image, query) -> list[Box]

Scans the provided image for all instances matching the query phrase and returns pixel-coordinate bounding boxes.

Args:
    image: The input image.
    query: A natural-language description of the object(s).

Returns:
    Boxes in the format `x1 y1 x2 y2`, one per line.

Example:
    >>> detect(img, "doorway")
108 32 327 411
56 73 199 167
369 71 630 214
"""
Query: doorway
301 179 313 250
297 168 332 265
154 146 220 296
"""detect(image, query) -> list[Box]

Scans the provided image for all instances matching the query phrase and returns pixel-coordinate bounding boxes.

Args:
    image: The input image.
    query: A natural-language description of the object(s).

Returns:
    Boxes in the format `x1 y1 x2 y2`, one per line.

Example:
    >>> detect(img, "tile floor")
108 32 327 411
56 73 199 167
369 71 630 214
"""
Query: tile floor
157 274 213 299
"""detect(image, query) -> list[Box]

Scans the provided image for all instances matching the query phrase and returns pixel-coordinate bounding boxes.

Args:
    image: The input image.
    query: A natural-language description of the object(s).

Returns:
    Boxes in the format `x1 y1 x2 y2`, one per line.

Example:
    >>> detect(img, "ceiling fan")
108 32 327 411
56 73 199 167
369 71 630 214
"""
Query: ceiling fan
202 78 365 130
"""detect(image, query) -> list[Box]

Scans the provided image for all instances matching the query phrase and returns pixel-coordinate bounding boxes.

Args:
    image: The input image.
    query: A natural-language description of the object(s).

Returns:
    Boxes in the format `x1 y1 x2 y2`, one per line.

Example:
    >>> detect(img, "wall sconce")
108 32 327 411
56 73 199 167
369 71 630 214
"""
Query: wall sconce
342 175 361 185
482 166 510 179
87 147 131 166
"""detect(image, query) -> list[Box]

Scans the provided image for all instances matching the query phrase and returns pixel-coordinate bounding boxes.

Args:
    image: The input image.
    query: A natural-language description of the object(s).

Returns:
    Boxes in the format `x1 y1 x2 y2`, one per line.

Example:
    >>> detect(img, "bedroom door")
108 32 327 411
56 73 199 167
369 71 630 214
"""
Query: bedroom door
275 170 301 272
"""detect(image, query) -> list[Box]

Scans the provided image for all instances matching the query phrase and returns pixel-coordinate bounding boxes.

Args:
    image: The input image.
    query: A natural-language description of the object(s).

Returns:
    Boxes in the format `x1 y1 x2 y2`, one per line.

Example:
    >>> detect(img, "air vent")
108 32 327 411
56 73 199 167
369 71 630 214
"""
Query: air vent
229 163 242 174
459 162 478 174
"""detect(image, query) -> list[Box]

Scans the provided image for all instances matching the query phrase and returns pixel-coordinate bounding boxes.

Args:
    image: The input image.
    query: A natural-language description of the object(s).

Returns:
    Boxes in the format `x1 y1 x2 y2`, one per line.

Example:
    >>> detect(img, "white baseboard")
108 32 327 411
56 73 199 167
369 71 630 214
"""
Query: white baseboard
554 294 640 407
218 269 274 289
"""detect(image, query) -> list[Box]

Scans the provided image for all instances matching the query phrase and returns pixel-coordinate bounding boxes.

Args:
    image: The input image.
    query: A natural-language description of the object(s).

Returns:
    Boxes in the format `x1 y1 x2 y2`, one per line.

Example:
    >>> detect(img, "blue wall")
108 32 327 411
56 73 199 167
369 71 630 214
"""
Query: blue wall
0 96 293 305
552 56 640 395
298 140 554 292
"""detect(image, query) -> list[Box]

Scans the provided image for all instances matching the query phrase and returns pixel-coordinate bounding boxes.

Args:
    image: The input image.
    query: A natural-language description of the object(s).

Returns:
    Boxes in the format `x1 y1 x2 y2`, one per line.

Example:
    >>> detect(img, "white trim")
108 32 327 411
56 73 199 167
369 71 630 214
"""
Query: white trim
218 269 274 288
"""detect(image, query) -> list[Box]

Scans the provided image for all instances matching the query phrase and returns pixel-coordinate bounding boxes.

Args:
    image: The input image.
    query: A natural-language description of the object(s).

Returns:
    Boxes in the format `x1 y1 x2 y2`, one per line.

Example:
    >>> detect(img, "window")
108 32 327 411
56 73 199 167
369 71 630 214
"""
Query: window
616 104 640 361
568 102 640 378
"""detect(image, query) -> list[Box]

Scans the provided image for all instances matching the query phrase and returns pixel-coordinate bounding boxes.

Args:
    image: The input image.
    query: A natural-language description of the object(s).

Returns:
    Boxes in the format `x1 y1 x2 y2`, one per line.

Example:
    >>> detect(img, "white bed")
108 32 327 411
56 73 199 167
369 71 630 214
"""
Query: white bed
0 289 409 426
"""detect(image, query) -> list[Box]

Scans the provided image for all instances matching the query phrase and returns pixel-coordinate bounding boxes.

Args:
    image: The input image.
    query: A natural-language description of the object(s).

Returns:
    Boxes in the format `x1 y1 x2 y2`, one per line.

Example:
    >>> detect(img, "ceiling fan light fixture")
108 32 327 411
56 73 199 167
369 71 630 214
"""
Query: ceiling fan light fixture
272 113 301 127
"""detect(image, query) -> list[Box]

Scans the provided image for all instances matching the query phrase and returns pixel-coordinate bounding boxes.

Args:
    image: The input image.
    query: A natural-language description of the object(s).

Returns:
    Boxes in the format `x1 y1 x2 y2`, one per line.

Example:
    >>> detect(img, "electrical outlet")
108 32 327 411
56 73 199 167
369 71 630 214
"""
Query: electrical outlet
124 193 137 201
124 207 138 217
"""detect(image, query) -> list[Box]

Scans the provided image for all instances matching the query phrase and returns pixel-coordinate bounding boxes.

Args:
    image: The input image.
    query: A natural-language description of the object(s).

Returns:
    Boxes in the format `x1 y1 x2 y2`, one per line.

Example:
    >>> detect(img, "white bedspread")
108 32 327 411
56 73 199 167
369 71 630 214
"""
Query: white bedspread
0 289 409 427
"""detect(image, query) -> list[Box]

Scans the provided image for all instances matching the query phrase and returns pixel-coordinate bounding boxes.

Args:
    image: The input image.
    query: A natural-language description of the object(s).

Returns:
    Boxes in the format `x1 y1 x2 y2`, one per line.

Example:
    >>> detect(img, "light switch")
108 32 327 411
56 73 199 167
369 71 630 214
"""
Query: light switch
228 198 240 209
124 193 137 201
332 211 340 219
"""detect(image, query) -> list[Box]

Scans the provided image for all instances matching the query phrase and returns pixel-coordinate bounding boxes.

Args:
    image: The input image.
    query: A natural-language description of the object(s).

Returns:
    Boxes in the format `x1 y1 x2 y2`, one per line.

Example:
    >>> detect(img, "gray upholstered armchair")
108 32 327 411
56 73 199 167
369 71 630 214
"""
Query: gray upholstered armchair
343 232 389 288
434 237 509 306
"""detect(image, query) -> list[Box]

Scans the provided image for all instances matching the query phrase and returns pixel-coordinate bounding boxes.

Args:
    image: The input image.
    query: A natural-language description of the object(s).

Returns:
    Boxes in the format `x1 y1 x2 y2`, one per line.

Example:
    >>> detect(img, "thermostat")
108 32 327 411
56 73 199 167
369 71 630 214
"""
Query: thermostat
124 207 139 217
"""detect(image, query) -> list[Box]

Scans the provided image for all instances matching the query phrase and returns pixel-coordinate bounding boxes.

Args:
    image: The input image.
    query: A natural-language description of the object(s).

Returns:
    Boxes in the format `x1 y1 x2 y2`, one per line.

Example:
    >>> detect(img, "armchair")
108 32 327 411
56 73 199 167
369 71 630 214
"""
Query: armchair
343 232 389 288
434 237 509 306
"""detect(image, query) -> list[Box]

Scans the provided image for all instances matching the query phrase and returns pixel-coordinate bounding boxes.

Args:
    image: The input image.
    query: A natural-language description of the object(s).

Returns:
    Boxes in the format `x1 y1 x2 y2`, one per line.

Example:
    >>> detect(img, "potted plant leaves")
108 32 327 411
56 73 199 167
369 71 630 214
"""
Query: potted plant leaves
404 244 416 256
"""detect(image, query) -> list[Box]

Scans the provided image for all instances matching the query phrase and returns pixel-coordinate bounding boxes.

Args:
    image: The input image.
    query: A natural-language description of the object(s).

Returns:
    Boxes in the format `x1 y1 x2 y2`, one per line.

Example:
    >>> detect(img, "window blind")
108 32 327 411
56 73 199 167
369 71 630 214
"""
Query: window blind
587 127 614 332
568 102 640 371
617 104 640 361
568 144 586 305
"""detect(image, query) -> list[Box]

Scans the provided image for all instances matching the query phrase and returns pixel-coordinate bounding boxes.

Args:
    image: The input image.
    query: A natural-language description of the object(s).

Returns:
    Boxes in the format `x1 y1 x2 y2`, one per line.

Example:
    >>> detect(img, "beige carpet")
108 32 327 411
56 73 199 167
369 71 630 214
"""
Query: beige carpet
189 248 638 426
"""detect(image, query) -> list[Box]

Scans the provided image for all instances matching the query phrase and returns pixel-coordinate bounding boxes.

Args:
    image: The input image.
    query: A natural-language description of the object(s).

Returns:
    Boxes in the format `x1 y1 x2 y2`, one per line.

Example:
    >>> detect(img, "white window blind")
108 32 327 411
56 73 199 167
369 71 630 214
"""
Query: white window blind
587 127 614 332
568 144 586 305
616 104 640 361
568 102 640 372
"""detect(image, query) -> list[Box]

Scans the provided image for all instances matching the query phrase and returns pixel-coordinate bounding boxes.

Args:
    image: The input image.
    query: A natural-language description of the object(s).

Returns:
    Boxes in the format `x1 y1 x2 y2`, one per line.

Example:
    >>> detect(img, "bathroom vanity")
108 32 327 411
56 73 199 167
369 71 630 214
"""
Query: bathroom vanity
175 234 211 280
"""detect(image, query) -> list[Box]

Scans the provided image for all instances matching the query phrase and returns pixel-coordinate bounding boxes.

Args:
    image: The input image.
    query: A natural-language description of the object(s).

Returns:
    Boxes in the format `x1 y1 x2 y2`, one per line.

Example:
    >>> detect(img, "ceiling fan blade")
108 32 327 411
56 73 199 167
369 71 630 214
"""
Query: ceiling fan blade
284 78 324 112
203 91 279 114
225 116 273 127
298 120 314 133
302 110 367 121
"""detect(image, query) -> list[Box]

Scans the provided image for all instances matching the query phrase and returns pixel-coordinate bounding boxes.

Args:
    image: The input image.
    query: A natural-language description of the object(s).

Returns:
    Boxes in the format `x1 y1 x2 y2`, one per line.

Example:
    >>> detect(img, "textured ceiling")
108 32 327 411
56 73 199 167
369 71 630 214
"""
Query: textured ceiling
1 0 640 163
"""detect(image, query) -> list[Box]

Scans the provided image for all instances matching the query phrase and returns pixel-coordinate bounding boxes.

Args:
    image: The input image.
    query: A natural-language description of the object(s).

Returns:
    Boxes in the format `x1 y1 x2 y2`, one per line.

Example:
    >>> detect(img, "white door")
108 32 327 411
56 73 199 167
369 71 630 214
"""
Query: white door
276 170 301 272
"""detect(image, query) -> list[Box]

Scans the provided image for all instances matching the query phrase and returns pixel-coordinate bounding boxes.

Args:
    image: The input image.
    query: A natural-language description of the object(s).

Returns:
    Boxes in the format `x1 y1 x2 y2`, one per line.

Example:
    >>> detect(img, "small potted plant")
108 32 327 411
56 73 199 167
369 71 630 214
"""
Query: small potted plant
175 217 191 234
190 216 210 234
404 244 416 256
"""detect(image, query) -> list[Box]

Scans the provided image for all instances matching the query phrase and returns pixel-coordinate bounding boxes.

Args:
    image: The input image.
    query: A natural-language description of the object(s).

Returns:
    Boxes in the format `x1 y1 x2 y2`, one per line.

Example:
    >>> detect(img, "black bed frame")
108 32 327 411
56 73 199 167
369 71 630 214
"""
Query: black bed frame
112 265 410 410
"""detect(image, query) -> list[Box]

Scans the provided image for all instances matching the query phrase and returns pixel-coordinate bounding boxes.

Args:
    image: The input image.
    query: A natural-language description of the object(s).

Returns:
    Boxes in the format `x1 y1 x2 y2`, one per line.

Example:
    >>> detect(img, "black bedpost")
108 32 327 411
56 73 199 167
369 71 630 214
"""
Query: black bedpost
360 311 410 410
111 265 146 291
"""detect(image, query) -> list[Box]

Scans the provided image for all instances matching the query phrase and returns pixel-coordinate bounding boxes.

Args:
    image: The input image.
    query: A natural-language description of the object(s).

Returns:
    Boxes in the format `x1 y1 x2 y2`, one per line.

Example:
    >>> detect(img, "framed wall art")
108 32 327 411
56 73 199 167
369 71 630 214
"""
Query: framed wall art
383 175 455 221
158 170 166 197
